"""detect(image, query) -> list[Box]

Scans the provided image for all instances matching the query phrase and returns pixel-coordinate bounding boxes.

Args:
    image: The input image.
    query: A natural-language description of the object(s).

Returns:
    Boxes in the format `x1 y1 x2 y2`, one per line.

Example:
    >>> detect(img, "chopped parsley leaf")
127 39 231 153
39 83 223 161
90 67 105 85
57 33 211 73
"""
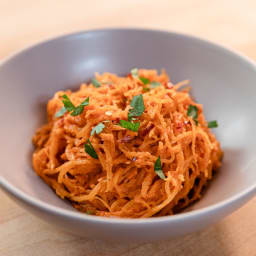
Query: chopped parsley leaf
139 77 150 85
55 106 67 117
143 87 150 92
187 105 199 125
154 156 166 179
150 81 161 88
208 120 218 128
119 120 140 132
90 122 105 136
55 94 89 117
91 78 101 88
84 139 98 159
128 94 145 121
131 68 139 78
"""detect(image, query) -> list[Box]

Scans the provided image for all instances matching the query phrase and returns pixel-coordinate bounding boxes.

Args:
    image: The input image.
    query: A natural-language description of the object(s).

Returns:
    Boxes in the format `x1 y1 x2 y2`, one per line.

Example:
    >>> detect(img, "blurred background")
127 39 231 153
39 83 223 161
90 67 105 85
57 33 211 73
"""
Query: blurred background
1 0 256 59
1 1 256 255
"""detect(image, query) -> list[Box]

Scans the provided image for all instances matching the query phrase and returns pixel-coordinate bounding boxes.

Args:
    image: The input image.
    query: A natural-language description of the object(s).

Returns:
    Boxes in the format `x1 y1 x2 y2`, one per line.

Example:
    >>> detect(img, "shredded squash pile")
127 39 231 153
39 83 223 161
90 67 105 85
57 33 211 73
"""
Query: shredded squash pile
32 69 222 218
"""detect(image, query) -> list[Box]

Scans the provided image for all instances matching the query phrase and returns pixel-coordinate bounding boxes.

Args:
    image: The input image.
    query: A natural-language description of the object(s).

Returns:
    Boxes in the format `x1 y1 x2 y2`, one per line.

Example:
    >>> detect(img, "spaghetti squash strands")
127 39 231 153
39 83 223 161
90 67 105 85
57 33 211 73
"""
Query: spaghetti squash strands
32 69 222 218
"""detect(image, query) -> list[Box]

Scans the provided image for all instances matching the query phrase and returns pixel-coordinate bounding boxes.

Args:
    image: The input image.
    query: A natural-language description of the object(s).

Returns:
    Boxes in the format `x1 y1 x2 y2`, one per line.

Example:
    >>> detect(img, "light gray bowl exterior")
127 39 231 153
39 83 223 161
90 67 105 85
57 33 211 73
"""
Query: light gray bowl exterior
0 29 256 241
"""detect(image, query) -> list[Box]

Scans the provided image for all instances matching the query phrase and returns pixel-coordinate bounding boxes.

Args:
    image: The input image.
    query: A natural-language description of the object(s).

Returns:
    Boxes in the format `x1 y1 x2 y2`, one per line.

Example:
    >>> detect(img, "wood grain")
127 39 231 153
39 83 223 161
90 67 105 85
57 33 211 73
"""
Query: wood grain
1 0 256 255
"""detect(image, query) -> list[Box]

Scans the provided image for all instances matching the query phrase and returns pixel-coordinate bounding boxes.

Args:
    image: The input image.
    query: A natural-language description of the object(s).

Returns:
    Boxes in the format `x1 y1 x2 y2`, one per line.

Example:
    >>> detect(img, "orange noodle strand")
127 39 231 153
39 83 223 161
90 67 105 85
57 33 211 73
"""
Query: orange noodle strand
32 69 222 218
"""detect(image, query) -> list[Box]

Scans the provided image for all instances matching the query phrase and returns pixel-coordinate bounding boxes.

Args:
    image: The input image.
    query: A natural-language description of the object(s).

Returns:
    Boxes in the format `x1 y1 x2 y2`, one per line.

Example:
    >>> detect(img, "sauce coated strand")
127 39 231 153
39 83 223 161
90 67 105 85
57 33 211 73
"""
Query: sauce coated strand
32 69 222 218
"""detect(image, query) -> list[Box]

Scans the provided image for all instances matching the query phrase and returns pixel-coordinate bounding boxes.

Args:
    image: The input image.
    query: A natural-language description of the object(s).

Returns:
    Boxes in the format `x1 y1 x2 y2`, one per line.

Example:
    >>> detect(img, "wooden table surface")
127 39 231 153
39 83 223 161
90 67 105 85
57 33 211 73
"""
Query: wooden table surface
1 0 256 255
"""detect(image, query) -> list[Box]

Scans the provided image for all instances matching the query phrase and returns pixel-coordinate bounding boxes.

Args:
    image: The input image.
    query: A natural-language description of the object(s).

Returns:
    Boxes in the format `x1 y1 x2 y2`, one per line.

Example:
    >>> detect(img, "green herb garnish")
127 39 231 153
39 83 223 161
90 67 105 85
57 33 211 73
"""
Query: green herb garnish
139 77 150 85
55 106 67 117
154 156 166 179
55 94 89 117
128 94 145 121
131 68 139 78
118 94 145 132
208 120 218 128
143 87 150 92
150 81 161 88
90 122 105 136
119 120 140 132
61 94 75 112
187 105 199 125
142 81 161 92
91 78 101 88
84 139 98 159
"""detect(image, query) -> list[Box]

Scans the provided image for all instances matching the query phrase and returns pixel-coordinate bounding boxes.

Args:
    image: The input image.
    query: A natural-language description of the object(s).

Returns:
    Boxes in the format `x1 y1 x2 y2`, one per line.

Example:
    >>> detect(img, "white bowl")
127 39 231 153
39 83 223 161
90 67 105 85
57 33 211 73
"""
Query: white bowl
0 29 256 242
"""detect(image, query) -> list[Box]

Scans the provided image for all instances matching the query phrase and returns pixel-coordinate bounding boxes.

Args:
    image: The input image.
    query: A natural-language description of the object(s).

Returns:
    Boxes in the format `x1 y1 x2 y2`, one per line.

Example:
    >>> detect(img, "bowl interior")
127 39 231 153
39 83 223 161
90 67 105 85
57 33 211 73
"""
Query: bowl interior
1 29 256 214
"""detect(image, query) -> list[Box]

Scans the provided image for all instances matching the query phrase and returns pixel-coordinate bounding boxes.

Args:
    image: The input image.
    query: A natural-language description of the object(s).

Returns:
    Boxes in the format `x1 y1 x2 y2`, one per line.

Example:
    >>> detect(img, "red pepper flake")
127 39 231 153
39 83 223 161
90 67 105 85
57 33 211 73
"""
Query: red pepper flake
114 117 120 124
141 123 154 136
175 121 184 132
127 73 133 79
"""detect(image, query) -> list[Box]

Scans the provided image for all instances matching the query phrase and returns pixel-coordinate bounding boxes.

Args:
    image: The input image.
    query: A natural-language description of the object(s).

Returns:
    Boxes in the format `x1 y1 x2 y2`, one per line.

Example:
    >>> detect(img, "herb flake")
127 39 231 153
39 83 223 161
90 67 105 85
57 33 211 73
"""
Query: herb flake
84 139 98 159
56 94 89 117
208 120 218 128
119 94 145 132
143 87 150 92
139 77 150 85
128 94 145 121
154 156 166 179
131 68 139 78
119 120 140 132
90 122 105 136
62 94 75 112
150 81 161 88
71 97 89 116
187 105 199 125
70 106 83 116
91 78 101 88
55 106 67 117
